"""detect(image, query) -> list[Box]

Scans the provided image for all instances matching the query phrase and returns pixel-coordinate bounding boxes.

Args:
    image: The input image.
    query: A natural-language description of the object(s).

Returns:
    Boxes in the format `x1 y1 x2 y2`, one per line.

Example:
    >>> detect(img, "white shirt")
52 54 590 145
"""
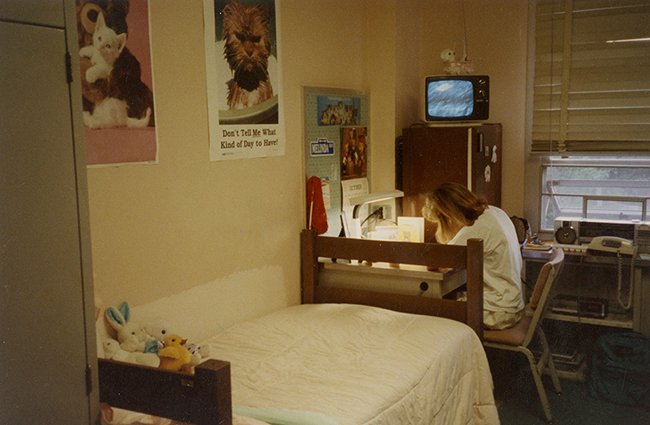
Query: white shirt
449 206 524 313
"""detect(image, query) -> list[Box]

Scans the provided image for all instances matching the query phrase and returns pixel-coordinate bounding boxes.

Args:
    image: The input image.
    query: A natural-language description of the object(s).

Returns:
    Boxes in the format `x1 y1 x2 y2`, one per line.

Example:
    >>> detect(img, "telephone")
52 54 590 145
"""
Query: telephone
587 236 635 256
586 236 637 311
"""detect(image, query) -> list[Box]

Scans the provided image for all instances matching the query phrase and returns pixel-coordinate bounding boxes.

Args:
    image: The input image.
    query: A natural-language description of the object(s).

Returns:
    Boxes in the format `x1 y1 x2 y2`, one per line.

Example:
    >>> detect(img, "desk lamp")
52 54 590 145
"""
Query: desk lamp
342 190 404 238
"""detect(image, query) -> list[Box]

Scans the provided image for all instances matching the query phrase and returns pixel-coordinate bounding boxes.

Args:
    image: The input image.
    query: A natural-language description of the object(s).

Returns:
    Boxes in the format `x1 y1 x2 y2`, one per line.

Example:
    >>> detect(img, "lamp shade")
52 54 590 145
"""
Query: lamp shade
351 190 404 218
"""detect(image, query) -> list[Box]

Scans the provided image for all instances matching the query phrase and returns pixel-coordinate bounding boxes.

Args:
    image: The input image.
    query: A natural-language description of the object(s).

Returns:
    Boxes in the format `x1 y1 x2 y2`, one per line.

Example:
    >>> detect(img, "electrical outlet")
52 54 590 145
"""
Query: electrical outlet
373 202 393 220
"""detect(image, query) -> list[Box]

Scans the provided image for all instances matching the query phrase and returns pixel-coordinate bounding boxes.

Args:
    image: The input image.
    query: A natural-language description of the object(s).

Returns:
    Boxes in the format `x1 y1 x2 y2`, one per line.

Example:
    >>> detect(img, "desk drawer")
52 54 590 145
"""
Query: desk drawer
319 262 465 298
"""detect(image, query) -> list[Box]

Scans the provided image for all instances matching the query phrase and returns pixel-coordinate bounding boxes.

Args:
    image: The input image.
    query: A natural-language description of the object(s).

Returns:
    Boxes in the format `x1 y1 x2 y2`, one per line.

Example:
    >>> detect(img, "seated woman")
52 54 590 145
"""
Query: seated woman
422 182 524 330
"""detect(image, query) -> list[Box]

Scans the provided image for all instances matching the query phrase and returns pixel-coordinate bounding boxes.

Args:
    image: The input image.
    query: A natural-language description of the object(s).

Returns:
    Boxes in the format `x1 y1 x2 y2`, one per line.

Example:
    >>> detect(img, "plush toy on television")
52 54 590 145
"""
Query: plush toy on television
440 48 474 75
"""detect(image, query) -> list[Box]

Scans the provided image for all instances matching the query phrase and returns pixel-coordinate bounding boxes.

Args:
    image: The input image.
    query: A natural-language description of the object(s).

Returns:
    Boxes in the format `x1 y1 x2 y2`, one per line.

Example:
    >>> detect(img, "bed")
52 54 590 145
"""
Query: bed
98 229 498 425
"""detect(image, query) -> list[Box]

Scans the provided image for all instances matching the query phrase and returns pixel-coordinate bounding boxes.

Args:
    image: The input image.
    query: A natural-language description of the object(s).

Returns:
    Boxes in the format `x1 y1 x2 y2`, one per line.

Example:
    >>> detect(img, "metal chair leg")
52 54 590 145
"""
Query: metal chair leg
538 328 562 394
522 347 554 423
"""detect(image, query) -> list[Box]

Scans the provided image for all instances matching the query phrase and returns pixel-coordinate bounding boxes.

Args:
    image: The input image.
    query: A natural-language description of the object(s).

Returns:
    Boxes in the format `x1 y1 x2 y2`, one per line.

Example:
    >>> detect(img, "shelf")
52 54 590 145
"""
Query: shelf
318 259 467 299
546 312 633 329
547 360 588 382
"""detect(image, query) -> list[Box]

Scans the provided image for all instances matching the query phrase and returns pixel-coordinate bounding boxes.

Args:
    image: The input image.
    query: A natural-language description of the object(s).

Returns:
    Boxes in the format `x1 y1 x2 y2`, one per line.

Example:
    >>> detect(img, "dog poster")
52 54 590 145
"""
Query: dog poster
204 0 285 161
76 0 158 166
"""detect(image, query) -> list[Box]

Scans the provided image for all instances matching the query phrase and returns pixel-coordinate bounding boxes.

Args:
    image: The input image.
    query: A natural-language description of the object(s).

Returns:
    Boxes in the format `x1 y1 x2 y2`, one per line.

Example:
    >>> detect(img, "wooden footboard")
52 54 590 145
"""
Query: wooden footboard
98 358 232 425
300 229 484 339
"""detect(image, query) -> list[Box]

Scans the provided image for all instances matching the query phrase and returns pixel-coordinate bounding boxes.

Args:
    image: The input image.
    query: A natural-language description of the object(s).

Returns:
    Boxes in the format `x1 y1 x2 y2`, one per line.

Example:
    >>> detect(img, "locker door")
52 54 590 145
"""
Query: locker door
0 19 95 424
470 124 502 206
400 126 469 216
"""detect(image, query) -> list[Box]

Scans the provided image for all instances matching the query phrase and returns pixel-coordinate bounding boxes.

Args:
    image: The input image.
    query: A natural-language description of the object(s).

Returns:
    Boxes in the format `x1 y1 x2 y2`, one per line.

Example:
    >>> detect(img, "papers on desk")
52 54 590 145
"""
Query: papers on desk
525 242 553 251
397 217 424 242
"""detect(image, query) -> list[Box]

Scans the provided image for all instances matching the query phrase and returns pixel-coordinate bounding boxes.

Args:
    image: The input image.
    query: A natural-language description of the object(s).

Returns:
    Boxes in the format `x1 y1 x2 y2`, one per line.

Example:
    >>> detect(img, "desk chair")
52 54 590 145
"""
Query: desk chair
484 247 565 423
510 215 530 248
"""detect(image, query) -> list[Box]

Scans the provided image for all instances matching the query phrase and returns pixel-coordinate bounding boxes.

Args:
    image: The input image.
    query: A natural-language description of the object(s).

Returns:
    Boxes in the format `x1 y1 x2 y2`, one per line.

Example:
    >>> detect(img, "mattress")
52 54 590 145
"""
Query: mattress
205 303 499 425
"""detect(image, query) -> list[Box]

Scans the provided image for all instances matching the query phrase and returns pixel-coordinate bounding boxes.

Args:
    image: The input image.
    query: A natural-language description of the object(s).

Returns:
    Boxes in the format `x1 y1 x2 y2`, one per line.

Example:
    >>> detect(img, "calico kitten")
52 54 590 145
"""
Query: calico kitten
107 42 155 127
222 0 273 110
82 97 150 129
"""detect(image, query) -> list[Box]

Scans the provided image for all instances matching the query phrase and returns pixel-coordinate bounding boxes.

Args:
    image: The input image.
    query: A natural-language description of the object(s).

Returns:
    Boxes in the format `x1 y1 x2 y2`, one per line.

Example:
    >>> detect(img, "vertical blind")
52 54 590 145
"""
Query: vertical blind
531 0 650 153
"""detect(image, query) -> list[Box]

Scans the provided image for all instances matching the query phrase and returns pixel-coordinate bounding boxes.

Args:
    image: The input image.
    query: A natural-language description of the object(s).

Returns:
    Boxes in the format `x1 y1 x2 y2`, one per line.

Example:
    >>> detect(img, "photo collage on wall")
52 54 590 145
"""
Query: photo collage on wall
304 87 369 237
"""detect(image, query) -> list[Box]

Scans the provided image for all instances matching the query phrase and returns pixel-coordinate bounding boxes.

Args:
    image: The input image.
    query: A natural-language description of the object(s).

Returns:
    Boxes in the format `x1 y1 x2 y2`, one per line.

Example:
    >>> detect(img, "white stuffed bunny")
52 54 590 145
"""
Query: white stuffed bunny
102 338 160 368
105 301 151 353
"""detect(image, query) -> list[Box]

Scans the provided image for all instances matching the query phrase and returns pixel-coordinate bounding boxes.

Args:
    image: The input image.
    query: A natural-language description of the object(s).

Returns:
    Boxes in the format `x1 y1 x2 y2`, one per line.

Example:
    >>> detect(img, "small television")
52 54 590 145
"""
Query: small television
424 75 489 122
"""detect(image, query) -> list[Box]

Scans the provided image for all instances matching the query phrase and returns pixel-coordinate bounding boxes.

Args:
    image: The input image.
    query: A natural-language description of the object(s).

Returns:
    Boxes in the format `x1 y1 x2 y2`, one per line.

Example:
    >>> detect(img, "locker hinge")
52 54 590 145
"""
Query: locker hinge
65 52 73 84
85 364 93 395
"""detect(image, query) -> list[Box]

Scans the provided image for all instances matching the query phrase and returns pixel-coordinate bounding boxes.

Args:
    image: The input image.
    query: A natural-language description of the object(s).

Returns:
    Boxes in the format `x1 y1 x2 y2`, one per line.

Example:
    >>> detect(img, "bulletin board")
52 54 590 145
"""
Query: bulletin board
304 87 369 236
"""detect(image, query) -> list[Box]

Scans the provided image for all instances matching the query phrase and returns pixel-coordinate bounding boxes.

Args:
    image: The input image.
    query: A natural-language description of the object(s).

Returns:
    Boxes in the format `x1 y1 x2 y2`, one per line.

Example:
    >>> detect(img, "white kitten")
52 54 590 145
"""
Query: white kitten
79 12 126 84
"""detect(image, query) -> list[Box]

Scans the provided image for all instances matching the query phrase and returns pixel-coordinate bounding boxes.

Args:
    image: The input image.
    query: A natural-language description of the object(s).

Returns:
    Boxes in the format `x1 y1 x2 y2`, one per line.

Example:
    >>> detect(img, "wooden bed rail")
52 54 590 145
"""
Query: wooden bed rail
98 358 232 425
300 229 484 339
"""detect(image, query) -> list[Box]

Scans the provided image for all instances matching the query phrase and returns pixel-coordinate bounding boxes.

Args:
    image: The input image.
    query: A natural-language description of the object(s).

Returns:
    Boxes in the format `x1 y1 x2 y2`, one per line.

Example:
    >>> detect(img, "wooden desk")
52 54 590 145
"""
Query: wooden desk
318 259 466 299
523 247 650 335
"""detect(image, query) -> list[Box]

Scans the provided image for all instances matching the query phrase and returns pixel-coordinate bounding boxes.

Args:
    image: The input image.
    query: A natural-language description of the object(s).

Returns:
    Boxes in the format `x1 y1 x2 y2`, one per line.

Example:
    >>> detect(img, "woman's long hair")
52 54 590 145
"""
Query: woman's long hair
422 182 488 243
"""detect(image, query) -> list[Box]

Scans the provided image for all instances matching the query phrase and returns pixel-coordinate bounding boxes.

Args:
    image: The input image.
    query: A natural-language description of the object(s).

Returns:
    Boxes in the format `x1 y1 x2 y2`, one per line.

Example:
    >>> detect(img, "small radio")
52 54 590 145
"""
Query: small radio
553 217 650 253
551 295 608 318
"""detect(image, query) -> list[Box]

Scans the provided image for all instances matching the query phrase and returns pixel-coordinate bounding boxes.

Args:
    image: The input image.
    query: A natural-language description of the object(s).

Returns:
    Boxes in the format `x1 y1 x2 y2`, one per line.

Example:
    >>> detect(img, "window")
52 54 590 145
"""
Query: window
540 156 650 230
529 0 650 231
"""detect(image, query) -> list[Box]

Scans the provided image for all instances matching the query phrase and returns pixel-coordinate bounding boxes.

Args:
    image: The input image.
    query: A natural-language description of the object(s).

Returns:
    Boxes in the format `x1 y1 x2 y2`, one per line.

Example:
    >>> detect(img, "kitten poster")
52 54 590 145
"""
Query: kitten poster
76 0 158 166
204 0 285 161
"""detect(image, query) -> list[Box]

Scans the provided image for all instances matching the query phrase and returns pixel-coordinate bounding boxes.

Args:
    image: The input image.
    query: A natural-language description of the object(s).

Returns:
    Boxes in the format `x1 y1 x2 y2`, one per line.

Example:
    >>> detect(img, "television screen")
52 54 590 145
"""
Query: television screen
424 75 489 121
426 80 474 118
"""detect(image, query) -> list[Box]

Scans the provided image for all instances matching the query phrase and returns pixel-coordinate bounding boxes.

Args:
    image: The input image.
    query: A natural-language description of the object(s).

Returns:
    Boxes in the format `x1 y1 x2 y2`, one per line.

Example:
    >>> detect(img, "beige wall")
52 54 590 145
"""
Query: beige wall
416 0 528 216
88 0 528 323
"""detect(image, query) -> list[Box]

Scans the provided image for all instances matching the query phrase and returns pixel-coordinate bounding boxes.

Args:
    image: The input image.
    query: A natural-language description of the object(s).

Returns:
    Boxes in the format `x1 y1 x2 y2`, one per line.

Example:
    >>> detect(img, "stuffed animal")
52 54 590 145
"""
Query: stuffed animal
143 319 208 363
102 338 160 368
105 301 155 353
143 319 172 353
158 334 192 372
440 48 457 63
185 342 210 366
440 48 474 75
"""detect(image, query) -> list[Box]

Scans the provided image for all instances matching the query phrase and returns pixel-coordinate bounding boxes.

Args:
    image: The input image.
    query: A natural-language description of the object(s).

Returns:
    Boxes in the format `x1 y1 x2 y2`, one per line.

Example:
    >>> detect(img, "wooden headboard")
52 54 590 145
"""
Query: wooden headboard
300 229 484 339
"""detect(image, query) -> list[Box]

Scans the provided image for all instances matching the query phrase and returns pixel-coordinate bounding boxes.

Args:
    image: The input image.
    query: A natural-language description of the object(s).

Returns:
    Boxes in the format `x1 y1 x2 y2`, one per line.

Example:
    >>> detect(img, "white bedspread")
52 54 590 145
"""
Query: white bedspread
205 303 500 425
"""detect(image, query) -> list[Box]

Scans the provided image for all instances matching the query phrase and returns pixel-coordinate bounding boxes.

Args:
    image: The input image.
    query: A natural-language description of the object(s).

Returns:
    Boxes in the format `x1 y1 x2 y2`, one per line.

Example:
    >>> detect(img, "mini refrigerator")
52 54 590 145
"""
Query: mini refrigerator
396 123 502 242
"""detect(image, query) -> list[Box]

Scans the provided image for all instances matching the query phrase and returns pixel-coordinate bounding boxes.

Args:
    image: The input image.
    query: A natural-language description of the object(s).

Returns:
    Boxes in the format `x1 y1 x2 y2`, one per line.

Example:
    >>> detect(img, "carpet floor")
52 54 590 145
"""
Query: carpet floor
491 349 650 425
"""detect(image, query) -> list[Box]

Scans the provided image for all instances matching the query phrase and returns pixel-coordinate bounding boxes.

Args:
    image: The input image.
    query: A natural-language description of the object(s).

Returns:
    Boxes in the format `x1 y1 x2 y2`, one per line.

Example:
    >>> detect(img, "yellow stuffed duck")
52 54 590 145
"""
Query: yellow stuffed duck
158 334 192 372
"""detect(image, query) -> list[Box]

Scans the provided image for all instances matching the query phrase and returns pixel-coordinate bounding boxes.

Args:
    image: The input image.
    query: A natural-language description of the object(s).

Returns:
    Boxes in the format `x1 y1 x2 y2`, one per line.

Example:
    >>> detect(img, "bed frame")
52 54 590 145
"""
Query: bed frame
97 229 484 425
300 229 484 338
98 357 232 425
